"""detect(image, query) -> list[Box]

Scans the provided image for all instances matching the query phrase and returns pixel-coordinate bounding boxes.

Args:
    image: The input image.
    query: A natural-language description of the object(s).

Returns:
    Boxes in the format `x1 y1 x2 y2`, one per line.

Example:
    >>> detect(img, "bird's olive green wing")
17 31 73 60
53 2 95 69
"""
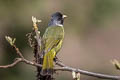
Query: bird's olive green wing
42 26 64 53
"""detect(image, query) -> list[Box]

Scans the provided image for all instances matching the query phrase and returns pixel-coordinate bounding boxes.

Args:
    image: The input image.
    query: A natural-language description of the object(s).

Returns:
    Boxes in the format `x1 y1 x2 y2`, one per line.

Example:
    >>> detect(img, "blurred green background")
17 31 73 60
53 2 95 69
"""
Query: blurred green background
0 0 120 80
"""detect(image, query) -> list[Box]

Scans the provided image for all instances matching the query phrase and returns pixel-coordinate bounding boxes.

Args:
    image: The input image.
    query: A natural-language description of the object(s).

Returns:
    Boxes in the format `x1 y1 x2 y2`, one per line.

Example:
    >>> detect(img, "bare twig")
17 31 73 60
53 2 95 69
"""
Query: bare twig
0 58 22 68
5 36 24 58
13 45 24 58
55 61 120 80
0 58 42 69
1 57 119 80
26 32 34 48
22 58 42 67
32 16 42 48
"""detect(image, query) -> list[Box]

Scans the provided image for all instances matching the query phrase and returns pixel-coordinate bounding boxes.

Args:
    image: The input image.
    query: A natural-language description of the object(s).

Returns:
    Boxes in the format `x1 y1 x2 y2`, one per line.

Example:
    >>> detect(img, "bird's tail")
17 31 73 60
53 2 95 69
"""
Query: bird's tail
41 51 55 75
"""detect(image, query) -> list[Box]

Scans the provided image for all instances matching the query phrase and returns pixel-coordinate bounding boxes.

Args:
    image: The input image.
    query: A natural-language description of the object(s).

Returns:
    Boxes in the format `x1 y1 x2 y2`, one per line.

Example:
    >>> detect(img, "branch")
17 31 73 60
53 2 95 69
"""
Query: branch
0 58 42 69
13 45 24 58
21 58 42 67
0 58 22 68
32 16 42 48
5 36 24 58
1 57 119 80
1 36 42 69
55 61 120 80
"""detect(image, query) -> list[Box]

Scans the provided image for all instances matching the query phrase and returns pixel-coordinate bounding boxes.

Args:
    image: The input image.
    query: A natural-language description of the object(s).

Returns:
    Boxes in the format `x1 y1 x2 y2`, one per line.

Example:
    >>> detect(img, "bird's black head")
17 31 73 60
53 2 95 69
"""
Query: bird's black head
48 12 67 27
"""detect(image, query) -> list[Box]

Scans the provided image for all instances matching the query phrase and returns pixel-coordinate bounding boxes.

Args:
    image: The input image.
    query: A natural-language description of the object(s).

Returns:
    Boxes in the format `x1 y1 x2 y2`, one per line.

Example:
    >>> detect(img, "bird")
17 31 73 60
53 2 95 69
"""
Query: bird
41 12 67 75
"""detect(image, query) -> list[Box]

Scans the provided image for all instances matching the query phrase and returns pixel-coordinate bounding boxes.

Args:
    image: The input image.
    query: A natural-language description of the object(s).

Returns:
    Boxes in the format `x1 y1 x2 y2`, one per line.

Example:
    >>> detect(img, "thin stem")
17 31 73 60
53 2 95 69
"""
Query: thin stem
55 61 120 80
0 58 22 68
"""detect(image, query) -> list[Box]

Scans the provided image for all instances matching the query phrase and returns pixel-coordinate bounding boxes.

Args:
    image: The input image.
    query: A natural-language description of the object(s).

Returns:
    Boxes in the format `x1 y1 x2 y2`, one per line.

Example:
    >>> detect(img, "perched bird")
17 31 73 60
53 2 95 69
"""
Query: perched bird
41 12 67 75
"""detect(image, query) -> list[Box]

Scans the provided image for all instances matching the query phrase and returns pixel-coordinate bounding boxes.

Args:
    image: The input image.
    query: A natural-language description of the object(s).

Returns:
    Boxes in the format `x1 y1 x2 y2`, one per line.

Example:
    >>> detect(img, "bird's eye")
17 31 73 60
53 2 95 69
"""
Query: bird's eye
58 17 61 21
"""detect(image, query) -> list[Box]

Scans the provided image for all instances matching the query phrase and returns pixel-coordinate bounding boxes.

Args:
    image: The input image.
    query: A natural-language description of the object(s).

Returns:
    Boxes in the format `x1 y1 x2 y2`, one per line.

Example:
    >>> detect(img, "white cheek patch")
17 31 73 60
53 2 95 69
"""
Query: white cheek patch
56 23 63 27
54 20 63 27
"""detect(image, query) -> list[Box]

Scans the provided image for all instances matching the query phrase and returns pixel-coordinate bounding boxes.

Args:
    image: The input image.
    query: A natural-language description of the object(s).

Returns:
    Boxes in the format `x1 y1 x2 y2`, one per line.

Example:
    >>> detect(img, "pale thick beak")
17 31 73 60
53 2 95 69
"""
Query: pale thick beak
63 15 67 18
